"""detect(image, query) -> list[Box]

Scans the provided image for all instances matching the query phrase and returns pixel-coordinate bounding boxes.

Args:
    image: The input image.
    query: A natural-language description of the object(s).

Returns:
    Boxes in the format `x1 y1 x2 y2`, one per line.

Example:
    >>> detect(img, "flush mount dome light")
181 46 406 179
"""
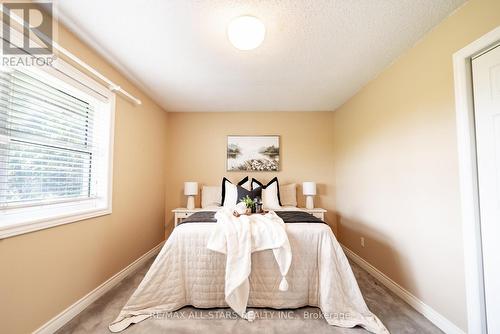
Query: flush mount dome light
227 15 265 50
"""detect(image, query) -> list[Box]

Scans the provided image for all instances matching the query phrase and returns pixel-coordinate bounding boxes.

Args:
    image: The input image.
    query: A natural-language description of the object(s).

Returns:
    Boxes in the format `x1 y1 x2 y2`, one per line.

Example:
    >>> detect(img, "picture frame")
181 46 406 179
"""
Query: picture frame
227 135 280 172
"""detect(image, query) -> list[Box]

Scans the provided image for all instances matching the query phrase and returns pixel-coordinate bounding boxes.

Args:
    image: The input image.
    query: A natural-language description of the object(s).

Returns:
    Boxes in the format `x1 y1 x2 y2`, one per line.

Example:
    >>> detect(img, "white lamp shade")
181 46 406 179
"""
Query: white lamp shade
302 182 317 196
184 182 198 196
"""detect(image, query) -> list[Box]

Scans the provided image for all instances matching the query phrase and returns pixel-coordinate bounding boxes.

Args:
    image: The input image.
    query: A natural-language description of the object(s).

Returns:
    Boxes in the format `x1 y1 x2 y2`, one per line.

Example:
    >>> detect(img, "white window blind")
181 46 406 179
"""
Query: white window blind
0 68 97 208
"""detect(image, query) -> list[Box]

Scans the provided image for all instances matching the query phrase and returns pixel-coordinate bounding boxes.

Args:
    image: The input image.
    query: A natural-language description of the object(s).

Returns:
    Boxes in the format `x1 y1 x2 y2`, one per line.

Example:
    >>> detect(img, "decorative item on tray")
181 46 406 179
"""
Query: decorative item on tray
241 195 254 214
254 196 263 213
233 196 267 217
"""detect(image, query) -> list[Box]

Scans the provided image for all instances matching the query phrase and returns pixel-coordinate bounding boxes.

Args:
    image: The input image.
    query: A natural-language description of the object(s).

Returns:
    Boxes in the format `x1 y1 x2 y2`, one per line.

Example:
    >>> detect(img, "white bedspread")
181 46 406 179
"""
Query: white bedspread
207 209 292 319
109 219 388 333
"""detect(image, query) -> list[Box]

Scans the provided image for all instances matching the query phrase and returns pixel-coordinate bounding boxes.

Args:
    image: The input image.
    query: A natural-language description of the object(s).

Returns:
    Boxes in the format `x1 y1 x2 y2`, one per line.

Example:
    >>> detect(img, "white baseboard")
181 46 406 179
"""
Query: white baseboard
341 245 465 334
34 242 164 334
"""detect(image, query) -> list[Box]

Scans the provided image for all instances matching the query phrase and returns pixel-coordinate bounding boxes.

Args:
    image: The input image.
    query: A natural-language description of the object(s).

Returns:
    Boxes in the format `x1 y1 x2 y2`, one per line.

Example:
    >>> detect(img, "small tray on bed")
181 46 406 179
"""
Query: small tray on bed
233 210 269 217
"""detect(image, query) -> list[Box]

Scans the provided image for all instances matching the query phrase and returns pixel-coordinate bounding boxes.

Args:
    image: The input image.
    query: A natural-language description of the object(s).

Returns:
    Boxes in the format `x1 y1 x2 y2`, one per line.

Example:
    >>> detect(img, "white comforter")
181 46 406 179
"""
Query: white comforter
109 217 388 333
207 209 292 320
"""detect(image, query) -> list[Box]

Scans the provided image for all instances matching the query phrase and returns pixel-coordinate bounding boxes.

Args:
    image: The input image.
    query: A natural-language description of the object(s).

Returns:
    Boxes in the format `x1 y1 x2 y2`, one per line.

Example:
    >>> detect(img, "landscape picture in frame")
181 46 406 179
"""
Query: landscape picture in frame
227 135 280 172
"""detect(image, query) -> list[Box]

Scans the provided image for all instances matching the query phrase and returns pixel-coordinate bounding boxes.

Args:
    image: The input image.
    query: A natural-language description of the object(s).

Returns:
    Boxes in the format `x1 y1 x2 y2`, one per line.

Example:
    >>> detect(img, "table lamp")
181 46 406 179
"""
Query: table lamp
302 182 317 210
184 182 198 210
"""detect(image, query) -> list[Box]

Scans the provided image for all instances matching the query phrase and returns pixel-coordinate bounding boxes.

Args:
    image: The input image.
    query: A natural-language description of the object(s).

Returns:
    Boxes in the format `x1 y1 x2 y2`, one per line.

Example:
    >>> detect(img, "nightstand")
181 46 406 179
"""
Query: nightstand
172 208 201 227
172 208 218 227
302 208 327 221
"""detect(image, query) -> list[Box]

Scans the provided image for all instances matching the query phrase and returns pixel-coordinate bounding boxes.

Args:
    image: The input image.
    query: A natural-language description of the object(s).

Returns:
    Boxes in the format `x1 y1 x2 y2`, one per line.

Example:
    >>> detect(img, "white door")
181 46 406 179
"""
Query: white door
472 44 500 334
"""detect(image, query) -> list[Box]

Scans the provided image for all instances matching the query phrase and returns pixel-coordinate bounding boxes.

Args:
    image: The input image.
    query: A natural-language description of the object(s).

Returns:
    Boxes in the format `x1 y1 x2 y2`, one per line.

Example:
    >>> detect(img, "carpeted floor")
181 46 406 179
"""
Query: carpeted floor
56 257 443 334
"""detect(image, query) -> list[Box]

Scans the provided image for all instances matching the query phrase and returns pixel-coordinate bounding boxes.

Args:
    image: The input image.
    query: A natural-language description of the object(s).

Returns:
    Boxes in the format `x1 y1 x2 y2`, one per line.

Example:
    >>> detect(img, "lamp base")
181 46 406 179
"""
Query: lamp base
186 196 195 210
305 196 314 210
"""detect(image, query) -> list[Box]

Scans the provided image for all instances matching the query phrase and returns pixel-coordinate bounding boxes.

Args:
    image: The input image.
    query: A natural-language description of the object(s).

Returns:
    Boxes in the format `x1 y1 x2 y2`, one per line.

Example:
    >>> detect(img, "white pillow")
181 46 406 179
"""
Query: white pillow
251 177 281 210
222 177 250 208
201 186 222 208
280 183 297 207
223 182 238 208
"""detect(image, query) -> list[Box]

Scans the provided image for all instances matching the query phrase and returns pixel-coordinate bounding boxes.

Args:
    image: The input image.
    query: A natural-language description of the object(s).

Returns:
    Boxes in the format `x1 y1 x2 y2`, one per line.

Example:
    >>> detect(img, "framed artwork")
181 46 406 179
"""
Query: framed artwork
227 135 280 171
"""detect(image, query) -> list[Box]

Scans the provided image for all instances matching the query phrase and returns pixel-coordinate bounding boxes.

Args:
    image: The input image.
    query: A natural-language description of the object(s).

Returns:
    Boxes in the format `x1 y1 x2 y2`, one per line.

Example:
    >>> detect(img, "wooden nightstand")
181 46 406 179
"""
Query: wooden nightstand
172 208 201 227
172 208 217 227
302 208 327 221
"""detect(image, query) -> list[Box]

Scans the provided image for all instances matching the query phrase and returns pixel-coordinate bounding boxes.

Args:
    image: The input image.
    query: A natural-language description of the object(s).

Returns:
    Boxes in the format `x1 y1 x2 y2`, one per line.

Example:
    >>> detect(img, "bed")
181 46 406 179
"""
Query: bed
109 205 388 333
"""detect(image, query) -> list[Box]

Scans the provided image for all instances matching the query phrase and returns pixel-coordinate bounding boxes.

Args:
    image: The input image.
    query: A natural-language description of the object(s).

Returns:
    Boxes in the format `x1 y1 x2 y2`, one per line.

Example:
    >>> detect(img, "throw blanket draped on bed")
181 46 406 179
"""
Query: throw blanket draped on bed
207 209 292 320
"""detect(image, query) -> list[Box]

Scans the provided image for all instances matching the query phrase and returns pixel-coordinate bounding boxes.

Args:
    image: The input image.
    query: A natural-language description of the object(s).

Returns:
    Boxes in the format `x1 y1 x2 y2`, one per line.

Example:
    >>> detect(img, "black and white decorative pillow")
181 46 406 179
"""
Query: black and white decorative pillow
251 177 282 209
221 176 250 207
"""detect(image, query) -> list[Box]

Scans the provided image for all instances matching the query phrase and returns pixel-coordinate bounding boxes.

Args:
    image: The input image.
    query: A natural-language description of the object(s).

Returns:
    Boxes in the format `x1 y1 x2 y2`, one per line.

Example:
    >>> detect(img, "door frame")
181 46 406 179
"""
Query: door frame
453 26 500 334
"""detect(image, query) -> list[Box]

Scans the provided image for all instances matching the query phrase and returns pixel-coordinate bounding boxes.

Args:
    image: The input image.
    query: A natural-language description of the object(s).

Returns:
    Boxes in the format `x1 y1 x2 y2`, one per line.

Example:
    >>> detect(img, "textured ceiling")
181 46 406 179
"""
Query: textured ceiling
56 0 466 112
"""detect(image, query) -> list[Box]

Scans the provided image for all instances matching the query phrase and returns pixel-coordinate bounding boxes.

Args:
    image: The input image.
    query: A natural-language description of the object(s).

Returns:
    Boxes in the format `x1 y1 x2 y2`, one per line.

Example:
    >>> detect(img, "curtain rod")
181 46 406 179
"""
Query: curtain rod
0 6 142 106
52 42 142 105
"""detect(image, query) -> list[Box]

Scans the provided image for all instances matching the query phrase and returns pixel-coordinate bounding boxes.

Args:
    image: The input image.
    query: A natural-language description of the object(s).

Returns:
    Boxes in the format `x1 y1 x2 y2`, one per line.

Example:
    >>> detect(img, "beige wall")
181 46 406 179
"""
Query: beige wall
333 0 500 330
165 112 336 235
0 24 169 334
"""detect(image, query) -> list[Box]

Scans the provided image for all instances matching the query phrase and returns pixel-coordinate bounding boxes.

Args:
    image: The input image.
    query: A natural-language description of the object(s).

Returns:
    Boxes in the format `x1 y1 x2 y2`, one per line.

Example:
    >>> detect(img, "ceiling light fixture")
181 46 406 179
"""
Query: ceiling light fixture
227 15 265 51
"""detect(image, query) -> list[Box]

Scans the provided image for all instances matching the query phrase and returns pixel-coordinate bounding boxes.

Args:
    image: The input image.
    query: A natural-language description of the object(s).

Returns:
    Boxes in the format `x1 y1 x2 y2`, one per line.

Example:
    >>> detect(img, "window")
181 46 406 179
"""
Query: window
0 65 115 238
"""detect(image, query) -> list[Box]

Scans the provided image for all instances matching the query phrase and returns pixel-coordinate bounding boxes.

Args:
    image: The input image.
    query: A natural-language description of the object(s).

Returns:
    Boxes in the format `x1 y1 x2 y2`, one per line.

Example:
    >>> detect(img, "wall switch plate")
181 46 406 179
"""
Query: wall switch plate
360 237 365 247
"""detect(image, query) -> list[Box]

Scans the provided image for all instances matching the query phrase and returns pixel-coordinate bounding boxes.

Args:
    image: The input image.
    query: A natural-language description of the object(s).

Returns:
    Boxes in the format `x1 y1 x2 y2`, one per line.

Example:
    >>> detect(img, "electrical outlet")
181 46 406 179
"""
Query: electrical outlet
360 237 365 248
